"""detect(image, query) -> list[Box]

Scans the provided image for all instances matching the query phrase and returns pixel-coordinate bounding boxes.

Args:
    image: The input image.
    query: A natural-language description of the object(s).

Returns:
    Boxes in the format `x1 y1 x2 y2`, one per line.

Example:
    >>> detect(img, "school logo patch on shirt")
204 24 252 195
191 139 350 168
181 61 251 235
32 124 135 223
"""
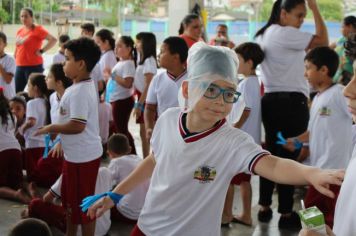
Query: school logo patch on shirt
59 106 67 116
319 106 331 116
194 166 216 183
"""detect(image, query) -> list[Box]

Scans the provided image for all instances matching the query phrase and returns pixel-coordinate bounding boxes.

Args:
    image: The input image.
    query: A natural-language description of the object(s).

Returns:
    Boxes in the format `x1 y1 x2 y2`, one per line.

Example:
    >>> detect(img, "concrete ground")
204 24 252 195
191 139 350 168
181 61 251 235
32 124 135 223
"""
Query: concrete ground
0 117 304 236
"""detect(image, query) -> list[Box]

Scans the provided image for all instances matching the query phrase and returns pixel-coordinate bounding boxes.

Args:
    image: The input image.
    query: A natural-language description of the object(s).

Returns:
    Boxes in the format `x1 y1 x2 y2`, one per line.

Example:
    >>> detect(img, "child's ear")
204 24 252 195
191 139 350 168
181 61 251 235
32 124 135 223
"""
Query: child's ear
247 59 254 70
182 81 189 99
320 65 329 75
78 59 86 72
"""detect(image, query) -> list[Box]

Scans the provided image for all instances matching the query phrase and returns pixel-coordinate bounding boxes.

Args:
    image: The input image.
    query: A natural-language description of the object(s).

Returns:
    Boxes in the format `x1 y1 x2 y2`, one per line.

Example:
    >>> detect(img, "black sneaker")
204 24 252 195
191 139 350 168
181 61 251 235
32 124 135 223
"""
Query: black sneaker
278 211 302 229
257 208 273 222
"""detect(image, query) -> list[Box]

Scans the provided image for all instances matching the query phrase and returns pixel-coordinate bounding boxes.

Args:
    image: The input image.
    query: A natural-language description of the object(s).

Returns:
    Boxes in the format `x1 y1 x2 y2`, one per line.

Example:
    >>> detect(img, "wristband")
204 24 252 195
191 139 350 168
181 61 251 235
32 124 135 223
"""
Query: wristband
276 131 302 150
43 133 61 158
134 102 145 112
80 192 124 212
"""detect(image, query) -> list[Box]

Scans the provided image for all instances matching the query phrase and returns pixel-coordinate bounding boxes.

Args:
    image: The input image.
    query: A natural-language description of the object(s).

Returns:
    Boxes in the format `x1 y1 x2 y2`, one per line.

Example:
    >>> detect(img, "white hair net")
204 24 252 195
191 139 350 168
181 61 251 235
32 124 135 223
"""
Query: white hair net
178 42 245 124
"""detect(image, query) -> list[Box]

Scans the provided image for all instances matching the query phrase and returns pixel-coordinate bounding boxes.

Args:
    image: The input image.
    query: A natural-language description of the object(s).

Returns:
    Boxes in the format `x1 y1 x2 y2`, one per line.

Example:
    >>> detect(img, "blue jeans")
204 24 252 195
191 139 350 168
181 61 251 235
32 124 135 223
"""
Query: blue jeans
15 64 44 93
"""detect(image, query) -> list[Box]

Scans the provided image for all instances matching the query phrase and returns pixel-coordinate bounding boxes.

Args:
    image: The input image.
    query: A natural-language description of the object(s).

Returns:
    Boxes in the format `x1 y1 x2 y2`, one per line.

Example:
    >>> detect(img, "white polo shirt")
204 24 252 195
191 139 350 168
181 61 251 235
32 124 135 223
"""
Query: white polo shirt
146 70 187 116
50 167 112 236
257 24 313 97
0 114 21 152
58 79 103 163
49 92 60 124
52 52 65 64
134 56 157 93
24 98 47 148
138 108 269 236
0 54 16 99
109 60 136 102
98 101 112 144
238 75 261 144
108 155 149 220
308 84 353 169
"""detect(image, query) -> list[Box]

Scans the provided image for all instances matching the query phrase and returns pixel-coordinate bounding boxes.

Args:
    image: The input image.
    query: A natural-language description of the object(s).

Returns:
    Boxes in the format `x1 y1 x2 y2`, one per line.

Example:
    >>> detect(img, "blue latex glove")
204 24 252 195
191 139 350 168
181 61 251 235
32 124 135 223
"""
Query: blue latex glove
276 131 303 150
43 134 61 158
81 192 124 212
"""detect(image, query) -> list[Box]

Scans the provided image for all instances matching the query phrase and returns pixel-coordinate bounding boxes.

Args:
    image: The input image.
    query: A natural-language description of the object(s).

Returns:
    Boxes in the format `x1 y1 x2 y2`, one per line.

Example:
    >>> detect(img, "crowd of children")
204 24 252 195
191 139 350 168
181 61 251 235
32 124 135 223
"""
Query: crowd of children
1 1 356 235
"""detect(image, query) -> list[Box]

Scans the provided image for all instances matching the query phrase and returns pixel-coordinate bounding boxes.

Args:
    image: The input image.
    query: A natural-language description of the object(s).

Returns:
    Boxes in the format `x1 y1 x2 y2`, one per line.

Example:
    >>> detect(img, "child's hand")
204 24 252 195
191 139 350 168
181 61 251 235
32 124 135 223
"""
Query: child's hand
34 125 51 136
283 138 297 152
43 191 55 203
103 68 112 80
299 225 335 236
49 142 63 158
308 169 344 198
87 196 114 219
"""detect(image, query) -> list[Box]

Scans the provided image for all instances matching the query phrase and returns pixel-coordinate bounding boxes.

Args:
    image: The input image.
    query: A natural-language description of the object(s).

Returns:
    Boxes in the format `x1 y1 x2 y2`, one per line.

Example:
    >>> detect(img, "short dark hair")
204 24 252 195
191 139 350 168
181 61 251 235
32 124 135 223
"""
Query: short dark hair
64 37 101 72
344 15 356 29
163 37 188 63
0 32 7 44
345 32 356 61
8 218 52 236
305 46 339 78
107 134 131 155
81 23 95 34
234 42 264 69
58 34 70 44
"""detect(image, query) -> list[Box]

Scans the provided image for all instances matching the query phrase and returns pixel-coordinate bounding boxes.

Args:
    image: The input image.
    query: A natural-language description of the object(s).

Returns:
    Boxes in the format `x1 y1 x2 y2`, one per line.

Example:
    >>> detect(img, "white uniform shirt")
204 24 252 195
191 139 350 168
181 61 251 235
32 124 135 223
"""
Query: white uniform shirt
49 92 60 124
257 24 313 97
138 108 268 236
91 63 104 94
0 114 21 152
238 76 261 144
24 98 47 148
52 52 65 64
0 54 16 99
146 70 187 116
50 167 112 236
134 56 157 93
308 84 353 169
108 155 149 220
58 79 103 163
109 60 136 102
98 102 112 144
333 146 356 235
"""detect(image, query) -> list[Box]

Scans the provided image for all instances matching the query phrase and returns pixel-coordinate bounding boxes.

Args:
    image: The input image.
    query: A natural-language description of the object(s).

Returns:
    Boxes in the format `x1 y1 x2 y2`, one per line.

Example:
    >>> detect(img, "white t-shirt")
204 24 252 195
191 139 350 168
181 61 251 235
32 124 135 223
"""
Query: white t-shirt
52 52 65 64
58 79 103 163
109 60 136 102
0 114 21 152
238 76 261 144
91 63 104 94
49 92 60 124
308 84 353 169
146 70 187 116
50 167 112 236
0 54 16 99
108 155 149 220
134 56 157 93
98 102 112 144
333 146 356 235
138 108 269 236
257 24 313 97
24 98 47 148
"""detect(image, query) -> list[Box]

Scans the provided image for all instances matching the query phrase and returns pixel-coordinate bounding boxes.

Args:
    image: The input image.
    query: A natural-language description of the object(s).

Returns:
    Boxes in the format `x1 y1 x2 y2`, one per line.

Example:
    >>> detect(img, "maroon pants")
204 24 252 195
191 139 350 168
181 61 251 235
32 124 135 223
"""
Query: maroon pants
131 224 146 236
25 147 44 182
111 207 137 224
0 149 23 189
304 184 340 228
111 96 136 154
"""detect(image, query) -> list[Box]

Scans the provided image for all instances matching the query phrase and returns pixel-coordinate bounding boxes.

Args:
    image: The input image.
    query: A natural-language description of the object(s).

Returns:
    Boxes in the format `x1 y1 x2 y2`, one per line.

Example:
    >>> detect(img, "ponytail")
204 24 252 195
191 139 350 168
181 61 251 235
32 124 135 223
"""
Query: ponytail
255 0 282 38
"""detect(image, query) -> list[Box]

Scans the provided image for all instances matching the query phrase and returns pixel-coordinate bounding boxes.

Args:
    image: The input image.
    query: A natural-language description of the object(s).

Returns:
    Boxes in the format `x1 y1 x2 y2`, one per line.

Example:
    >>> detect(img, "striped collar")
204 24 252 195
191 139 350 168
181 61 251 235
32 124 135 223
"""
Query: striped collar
167 70 187 82
179 112 226 143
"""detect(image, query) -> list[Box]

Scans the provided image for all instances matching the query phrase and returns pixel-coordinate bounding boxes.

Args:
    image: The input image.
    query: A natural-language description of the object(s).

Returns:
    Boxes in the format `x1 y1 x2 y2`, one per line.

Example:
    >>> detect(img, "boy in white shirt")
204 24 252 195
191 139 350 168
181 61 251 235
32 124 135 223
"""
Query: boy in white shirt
85 43 344 236
145 36 188 139
52 34 70 64
0 32 16 99
35 37 102 236
284 47 353 228
222 42 264 227
107 134 149 223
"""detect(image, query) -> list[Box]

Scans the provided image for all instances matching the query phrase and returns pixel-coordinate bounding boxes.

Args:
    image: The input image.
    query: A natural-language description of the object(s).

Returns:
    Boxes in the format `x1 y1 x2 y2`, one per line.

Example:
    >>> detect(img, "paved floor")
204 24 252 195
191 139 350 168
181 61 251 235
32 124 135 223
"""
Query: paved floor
0 117 304 236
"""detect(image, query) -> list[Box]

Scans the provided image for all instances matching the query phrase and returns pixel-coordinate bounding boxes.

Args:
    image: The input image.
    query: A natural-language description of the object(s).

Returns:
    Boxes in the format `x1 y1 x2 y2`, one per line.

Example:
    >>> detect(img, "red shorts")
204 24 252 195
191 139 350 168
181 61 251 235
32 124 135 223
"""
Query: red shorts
0 149 23 189
31 153 63 188
231 173 251 185
304 184 340 228
111 207 137 224
25 147 44 181
131 224 146 236
61 158 100 225
135 90 145 124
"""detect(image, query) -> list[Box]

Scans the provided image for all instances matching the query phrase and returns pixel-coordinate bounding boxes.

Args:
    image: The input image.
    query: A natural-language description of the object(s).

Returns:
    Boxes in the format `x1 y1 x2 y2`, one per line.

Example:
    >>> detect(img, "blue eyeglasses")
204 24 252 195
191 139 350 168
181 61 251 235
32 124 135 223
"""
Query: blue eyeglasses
203 83 241 103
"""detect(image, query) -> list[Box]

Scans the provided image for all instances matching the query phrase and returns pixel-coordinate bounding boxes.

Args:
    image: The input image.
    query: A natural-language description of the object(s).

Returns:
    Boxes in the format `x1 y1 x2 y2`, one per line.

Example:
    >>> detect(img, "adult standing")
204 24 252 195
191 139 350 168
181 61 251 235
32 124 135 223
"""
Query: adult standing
179 14 203 48
255 0 328 228
14 8 57 92
209 24 235 49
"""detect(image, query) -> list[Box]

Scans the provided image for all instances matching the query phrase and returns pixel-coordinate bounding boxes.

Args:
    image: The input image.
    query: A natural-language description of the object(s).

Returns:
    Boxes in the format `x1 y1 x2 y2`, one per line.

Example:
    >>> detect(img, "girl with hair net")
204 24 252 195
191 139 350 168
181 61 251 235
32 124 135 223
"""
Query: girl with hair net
83 43 344 236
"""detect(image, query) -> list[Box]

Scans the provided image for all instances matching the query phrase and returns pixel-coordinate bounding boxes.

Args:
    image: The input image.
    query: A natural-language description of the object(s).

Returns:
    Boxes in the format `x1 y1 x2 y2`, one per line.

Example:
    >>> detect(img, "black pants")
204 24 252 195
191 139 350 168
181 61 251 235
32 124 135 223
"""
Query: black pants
259 92 309 214
15 64 44 93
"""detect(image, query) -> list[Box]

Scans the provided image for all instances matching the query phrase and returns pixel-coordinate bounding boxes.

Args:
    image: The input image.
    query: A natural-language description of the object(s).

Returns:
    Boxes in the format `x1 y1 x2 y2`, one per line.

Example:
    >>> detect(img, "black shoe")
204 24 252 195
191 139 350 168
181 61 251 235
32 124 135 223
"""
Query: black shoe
278 211 302 229
258 208 273 222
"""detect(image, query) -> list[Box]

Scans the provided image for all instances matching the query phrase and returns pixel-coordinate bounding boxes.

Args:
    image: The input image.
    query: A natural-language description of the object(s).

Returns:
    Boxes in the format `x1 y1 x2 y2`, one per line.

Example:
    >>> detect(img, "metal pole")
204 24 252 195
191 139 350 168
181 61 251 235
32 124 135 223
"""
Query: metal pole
12 0 15 24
